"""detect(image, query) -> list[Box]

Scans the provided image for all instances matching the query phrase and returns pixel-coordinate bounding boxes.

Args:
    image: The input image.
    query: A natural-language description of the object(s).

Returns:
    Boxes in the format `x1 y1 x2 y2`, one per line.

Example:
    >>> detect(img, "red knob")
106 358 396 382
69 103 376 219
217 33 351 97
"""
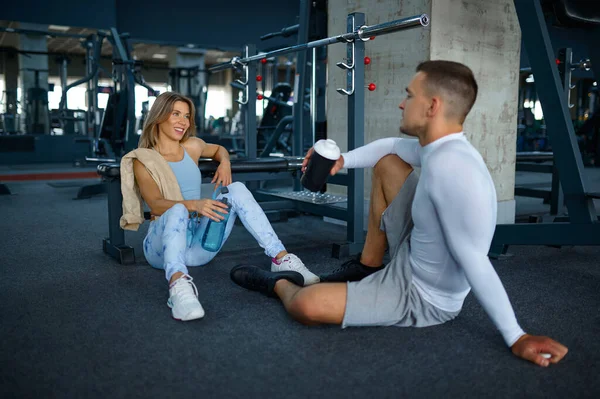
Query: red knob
256 75 263 82
261 58 267 64
368 83 376 91
364 56 371 65
257 94 264 100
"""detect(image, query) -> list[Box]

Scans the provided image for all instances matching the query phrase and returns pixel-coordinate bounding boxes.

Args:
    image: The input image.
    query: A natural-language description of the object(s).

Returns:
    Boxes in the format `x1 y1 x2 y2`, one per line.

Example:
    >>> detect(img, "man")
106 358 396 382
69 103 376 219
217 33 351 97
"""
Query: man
230 60 568 367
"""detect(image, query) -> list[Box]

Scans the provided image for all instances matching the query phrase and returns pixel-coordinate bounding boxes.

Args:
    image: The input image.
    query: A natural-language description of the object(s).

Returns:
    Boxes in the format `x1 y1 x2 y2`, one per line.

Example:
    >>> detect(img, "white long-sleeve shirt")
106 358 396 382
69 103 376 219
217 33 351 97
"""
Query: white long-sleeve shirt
342 133 525 347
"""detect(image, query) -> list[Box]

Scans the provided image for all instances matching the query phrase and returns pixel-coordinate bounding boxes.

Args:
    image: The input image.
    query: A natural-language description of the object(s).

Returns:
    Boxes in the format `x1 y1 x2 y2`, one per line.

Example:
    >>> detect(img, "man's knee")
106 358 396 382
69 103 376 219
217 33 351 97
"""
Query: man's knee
374 155 412 179
288 292 323 325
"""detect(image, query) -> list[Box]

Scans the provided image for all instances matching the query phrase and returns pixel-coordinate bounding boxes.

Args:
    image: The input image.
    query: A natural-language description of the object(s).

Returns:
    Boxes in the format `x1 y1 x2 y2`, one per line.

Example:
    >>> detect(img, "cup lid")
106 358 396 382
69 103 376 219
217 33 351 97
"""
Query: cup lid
314 139 341 160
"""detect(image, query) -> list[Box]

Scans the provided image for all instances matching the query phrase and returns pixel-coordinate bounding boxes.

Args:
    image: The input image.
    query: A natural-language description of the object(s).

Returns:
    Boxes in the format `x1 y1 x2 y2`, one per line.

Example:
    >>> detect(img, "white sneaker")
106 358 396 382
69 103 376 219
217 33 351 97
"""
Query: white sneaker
167 275 205 321
271 254 320 286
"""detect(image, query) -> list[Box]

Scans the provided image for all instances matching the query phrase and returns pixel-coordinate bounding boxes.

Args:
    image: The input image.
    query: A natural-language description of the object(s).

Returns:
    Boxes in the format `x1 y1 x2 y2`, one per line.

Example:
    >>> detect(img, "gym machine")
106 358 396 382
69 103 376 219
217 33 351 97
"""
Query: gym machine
169 66 209 134
490 0 600 256
97 11 431 264
211 12 430 258
76 28 159 199
0 26 97 165
514 46 594 217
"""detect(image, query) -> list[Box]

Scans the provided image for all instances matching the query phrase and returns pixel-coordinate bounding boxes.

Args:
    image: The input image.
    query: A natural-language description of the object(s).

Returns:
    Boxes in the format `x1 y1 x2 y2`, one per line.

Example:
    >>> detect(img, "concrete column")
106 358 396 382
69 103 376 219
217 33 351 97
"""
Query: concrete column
18 22 50 134
327 0 520 225
429 0 520 224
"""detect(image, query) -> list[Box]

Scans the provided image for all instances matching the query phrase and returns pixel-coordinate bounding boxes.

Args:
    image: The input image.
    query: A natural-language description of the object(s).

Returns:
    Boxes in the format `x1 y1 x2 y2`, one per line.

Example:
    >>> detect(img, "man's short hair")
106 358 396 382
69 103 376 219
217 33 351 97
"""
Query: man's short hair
416 60 478 123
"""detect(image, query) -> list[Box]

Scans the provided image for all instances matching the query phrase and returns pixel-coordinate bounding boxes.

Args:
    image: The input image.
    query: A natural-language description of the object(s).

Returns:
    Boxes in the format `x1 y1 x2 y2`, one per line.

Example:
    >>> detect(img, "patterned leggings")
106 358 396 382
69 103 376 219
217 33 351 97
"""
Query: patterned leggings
143 182 286 281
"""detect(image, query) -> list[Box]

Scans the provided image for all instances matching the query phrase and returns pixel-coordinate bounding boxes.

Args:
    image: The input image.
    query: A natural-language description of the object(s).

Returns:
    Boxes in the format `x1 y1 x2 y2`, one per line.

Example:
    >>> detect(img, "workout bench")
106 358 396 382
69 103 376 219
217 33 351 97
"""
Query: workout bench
97 157 354 265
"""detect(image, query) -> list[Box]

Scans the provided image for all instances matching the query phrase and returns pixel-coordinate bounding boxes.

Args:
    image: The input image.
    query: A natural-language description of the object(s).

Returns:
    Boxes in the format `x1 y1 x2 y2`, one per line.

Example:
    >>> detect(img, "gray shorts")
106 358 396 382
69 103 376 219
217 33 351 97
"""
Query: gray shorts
342 170 460 329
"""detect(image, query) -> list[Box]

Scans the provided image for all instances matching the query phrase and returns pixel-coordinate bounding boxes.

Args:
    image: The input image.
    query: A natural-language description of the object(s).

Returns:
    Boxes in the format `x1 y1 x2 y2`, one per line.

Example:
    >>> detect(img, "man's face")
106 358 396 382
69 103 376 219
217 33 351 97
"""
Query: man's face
398 72 430 137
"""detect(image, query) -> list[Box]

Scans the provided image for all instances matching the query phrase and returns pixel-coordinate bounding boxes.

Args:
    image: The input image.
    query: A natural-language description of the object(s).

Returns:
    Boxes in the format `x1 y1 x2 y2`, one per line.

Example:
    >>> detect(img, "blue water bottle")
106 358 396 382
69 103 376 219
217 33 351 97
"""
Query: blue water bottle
201 196 230 252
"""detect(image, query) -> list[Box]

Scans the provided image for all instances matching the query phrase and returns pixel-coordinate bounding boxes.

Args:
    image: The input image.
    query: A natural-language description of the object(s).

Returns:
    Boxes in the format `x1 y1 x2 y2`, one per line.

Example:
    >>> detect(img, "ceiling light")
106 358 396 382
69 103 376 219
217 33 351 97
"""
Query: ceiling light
152 53 168 59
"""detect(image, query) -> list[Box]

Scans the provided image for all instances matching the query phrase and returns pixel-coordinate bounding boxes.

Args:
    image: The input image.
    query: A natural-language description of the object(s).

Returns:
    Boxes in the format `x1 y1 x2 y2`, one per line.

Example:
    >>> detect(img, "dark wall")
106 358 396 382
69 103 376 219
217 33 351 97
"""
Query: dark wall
4 0 300 51
116 0 299 51
2 0 117 29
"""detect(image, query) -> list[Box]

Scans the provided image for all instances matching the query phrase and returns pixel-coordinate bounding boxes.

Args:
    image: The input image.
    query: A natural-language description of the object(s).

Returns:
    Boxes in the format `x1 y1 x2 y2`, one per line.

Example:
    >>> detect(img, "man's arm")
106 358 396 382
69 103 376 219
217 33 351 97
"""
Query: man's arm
342 137 420 169
427 152 525 346
427 149 567 366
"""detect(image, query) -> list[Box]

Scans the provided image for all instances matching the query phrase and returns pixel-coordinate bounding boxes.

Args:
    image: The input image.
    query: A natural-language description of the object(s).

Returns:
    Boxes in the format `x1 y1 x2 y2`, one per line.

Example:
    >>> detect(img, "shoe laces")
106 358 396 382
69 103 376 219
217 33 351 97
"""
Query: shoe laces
281 254 307 272
327 258 359 275
171 275 199 301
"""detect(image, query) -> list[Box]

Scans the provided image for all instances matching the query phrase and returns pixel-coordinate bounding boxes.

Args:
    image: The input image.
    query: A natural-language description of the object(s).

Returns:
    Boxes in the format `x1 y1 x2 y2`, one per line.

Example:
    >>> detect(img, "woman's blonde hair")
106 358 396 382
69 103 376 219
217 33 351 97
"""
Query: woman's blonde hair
138 92 196 149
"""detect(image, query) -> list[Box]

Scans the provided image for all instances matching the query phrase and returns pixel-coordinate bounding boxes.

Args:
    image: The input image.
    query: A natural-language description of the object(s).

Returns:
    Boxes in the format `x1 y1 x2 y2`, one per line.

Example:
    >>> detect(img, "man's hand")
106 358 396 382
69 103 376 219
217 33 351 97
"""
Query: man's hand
212 161 232 190
302 147 345 176
511 333 568 367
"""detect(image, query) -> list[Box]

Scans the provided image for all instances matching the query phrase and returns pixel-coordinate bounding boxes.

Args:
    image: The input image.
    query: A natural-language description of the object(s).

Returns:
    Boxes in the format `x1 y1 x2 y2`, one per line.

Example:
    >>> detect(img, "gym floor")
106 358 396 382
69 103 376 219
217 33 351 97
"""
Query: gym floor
1 166 599 398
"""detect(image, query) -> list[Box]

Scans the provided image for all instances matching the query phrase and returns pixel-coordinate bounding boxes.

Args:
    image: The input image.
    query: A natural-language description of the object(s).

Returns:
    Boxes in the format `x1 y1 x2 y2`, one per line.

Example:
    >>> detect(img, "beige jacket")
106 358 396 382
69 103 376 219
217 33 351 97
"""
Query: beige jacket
120 148 184 231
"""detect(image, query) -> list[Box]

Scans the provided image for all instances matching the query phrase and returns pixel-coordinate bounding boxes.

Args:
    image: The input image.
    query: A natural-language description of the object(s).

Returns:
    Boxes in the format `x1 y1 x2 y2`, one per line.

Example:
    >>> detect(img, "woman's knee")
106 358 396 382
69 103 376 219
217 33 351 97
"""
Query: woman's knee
225 181 252 202
164 203 188 218
226 181 249 195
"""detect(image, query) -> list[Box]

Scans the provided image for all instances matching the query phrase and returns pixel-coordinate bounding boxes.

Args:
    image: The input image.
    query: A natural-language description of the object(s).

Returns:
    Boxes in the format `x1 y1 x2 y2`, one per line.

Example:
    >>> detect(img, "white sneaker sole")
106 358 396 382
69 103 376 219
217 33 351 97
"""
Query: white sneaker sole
167 299 205 321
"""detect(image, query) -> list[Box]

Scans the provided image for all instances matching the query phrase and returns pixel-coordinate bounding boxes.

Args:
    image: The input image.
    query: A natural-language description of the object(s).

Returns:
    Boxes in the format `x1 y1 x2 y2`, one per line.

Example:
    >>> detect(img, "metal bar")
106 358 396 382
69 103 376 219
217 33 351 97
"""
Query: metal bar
107 178 125 246
110 28 129 62
311 47 317 145
515 151 553 162
550 165 563 215
347 13 366 248
514 0 596 223
260 24 300 40
202 171 296 183
209 13 429 72
246 45 257 159
514 187 551 200
293 0 311 191
357 14 428 39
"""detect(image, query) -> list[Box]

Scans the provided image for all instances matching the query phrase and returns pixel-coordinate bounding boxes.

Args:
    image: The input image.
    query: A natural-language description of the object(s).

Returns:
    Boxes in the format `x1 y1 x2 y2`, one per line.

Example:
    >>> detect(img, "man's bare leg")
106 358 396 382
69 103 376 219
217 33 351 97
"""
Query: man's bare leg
320 155 413 282
274 280 347 325
360 155 413 267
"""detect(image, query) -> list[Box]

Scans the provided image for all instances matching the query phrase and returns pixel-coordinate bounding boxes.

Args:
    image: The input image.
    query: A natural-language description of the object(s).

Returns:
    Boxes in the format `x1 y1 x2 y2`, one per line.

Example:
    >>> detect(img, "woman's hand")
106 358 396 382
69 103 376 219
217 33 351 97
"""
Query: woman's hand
212 161 232 190
191 199 229 222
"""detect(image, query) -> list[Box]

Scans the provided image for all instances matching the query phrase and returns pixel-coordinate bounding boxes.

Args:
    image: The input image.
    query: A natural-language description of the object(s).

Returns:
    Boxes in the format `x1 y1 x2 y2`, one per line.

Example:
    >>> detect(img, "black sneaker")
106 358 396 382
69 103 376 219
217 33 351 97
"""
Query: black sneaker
319 256 385 283
230 264 305 297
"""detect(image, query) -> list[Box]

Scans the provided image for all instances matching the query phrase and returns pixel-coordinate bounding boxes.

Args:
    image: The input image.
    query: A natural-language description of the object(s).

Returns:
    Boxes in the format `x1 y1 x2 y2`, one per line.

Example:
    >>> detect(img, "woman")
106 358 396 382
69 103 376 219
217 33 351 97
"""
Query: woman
119 92 319 321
